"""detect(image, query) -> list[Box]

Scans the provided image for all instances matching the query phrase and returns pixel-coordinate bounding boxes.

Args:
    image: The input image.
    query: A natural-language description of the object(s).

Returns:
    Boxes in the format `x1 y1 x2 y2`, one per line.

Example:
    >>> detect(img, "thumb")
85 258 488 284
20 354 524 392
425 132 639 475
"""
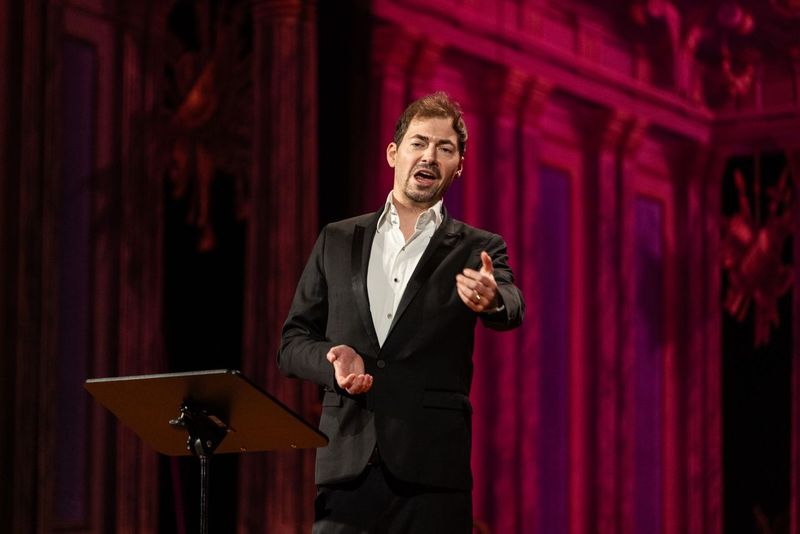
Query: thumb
480 251 494 274
326 348 338 363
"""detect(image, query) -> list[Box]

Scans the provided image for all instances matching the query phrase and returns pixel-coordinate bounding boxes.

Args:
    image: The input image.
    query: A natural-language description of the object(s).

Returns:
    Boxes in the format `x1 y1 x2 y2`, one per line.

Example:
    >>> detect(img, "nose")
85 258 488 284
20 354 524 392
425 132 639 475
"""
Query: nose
421 144 438 163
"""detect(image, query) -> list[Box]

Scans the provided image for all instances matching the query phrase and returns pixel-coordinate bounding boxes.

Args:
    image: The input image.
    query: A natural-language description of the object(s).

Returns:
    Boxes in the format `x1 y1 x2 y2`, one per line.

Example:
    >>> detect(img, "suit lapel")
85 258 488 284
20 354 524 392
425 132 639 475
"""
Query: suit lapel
385 213 463 340
351 214 382 355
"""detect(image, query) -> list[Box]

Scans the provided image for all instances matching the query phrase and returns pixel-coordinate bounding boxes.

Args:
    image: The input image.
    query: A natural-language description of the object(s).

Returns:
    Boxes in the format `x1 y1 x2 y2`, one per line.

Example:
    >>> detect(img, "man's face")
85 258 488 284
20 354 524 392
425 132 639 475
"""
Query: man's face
386 116 463 209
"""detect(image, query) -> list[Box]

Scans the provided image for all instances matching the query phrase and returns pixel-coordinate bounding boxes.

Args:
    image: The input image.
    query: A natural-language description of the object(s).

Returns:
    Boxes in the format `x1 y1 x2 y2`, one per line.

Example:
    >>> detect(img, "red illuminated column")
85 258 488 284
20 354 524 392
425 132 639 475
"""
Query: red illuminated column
516 77 552 534
617 117 648 534
365 30 447 209
0 4 12 524
683 145 707 534
588 110 645 534
685 146 725 534
465 69 553 533
364 25 419 211
4 0 55 531
788 148 800 534
703 152 724 534
116 13 165 534
238 1 319 532
593 110 626 534
472 67 529 534
407 37 444 101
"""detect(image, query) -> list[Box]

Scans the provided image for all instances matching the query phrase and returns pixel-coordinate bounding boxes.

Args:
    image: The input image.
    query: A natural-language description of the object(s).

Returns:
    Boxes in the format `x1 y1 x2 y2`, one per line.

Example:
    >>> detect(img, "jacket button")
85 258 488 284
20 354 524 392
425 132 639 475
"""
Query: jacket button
376 359 386 369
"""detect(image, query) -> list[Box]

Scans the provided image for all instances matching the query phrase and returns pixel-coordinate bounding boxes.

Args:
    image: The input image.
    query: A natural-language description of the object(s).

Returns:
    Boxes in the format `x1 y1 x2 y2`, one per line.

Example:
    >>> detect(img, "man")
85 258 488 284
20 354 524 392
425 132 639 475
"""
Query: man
278 92 524 533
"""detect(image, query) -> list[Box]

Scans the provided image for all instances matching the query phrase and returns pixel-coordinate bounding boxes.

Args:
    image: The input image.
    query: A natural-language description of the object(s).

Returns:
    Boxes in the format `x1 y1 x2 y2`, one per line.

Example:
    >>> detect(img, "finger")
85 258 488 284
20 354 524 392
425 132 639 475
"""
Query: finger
361 374 374 392
457 284 480 311
460 268 482 281
349 374 373 395
456 284 472 304
461 279 494 309
484 288 497 304
458 281 480 300
457 275 494 301
326 350 337 363
340 373 356 389
480 251 494 274
456 273 481 291
463 283 489 311
461 270 495 291
456 276 473 294
347 375 364 394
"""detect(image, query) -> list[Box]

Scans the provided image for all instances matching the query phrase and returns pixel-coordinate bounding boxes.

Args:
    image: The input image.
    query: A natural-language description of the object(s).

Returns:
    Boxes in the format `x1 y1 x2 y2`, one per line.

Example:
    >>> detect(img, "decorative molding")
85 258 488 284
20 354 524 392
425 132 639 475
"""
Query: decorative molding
371 23 419 77
252 0 303 21
409 37 444 86
521 76 554 126
497 67 531 119
373 0 713 142
577 108 650 156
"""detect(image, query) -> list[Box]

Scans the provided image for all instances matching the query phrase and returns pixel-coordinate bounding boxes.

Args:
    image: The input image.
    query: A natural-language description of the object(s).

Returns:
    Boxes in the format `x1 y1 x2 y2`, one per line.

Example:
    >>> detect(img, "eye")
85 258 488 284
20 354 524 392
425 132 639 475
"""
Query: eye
410 141 424 148
439 146 454 154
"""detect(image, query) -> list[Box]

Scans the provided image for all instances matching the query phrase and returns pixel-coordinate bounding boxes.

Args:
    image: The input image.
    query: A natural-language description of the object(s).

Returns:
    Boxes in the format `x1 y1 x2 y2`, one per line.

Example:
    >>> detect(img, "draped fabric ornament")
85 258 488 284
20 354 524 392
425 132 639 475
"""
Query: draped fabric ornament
721 163 794 347
161 0 252 251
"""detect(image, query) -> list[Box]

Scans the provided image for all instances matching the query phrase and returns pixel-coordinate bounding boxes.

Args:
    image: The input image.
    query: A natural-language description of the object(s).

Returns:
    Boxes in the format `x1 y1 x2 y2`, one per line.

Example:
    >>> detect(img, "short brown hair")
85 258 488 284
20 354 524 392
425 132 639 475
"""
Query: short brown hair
392 91 468 156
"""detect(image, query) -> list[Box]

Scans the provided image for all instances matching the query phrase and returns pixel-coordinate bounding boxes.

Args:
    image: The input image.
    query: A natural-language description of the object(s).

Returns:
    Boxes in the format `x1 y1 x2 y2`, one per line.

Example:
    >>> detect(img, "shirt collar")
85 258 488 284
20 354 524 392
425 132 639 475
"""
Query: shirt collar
376 192 444 233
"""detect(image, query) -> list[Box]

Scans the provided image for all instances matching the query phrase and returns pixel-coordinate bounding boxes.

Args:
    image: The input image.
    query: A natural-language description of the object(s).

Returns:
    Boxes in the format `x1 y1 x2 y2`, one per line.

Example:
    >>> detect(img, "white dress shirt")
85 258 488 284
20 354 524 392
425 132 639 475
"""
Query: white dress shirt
367 193 443 346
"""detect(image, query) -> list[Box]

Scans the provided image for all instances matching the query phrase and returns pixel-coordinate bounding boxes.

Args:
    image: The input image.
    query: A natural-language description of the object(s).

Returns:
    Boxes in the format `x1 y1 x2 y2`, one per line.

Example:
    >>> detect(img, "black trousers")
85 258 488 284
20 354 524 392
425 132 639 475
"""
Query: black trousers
312 464 472 534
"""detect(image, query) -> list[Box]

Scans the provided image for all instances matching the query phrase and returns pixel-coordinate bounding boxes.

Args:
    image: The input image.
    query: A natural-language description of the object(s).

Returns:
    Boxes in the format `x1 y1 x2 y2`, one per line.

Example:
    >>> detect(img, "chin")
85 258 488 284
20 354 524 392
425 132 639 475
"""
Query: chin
406 190 437 204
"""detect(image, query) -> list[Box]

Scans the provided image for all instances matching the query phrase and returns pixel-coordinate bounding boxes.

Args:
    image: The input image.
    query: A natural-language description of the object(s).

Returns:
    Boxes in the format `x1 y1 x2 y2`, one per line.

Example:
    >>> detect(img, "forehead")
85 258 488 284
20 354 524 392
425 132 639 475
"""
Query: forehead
402 116 458 143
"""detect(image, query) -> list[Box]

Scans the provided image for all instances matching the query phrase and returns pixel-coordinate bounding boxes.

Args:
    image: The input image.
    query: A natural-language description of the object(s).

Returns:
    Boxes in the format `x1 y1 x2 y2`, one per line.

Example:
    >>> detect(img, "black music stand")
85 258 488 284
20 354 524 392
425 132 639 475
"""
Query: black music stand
85 369 327 533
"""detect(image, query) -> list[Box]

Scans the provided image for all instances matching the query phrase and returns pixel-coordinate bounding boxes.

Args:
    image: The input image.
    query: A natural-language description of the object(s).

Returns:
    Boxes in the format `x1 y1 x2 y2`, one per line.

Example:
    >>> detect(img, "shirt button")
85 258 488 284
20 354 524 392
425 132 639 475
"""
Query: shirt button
393 278 398 283
376 360 386 369
387 313 392 319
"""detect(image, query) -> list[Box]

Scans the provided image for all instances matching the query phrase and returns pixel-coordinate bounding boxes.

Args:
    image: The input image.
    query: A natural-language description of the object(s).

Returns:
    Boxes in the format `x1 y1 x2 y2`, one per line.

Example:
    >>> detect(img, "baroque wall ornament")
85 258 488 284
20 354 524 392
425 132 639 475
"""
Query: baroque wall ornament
770 0 800 18
629 0 761 104
721 162 794 347
161 0 252 251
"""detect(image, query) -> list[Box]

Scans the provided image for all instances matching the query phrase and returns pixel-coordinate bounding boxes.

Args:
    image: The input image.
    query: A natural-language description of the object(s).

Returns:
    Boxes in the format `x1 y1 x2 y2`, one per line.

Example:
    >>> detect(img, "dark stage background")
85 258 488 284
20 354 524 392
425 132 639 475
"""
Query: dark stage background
2 0 800 533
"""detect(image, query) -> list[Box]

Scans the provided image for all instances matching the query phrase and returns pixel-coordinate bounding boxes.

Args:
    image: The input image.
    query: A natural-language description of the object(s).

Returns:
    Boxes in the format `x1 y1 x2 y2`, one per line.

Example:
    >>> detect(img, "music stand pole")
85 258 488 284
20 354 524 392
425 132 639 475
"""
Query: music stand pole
169 402 228 534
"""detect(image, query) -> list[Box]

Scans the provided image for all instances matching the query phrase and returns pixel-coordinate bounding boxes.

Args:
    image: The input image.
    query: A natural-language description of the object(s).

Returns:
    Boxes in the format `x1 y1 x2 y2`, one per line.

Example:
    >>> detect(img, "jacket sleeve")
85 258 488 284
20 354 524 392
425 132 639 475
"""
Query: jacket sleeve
277 227 337 390
479 233 525 331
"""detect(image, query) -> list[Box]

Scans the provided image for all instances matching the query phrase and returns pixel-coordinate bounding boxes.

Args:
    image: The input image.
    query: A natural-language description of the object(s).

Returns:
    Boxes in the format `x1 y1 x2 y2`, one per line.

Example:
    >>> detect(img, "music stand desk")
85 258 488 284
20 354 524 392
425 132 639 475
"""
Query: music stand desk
85 369 326 532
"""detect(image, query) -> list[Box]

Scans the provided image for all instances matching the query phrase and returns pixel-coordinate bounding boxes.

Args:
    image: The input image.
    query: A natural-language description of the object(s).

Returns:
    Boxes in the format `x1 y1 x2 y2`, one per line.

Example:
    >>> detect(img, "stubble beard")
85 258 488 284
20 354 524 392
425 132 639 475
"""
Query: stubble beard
403 182 438 205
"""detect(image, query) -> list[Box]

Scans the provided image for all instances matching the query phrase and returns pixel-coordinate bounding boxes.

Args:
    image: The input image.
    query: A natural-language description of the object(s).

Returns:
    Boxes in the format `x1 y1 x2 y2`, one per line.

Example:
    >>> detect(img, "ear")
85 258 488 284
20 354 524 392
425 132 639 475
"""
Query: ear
386 143 397 168
456 156 464 177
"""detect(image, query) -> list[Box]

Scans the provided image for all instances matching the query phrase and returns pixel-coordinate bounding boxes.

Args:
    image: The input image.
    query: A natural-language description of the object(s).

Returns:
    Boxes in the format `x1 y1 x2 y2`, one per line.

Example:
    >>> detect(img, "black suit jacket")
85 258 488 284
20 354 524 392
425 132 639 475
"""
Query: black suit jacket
278 207 524 491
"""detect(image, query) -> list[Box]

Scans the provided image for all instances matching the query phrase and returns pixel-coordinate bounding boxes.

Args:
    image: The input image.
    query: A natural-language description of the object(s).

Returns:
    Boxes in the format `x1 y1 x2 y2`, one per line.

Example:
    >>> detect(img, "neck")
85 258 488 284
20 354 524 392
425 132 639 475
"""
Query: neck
392 193 430 217
391 193 434 242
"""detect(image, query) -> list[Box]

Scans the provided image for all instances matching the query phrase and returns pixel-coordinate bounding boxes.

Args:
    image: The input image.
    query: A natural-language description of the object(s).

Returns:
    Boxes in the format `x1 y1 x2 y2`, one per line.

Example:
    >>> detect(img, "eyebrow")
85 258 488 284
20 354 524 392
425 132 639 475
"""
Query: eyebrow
408 134 456 147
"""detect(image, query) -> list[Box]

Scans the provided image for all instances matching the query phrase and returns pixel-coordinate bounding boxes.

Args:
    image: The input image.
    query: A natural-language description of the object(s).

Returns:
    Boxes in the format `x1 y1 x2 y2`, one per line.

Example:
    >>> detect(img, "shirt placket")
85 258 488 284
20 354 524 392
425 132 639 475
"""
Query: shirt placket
387 225 405 323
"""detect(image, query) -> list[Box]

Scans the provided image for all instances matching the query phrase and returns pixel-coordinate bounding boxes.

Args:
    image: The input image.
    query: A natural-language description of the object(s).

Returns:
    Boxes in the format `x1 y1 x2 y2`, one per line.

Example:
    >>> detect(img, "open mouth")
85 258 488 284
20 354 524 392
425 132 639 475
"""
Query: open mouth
413 168 439 185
